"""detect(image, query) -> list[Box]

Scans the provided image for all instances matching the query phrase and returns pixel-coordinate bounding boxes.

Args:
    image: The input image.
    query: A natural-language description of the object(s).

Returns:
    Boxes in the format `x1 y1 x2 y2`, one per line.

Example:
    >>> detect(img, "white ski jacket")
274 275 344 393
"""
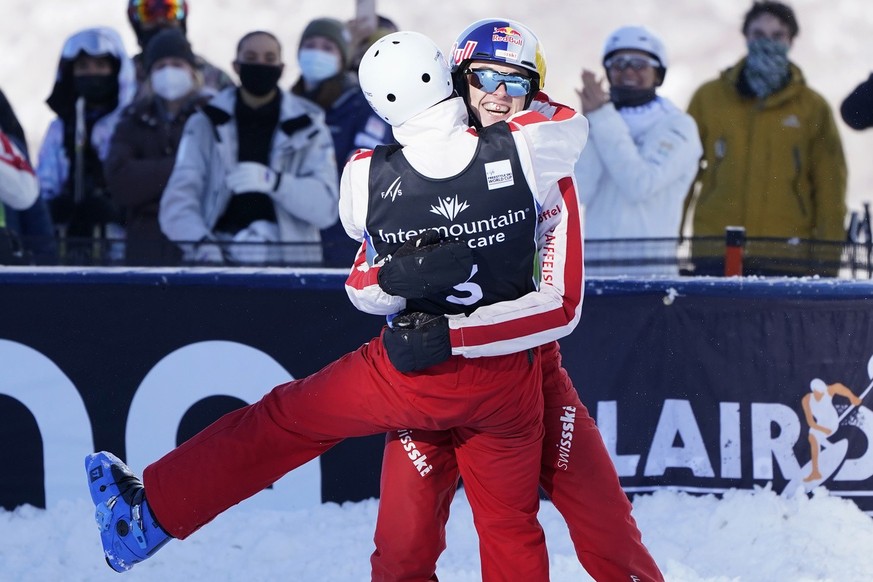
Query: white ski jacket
341 96 588 358
159 87 339 264
575 96 701 275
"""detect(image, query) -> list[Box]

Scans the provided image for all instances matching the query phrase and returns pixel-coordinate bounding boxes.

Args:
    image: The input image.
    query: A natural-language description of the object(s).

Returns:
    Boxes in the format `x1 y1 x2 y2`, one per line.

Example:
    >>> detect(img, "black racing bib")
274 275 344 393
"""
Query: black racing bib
366 122 537 315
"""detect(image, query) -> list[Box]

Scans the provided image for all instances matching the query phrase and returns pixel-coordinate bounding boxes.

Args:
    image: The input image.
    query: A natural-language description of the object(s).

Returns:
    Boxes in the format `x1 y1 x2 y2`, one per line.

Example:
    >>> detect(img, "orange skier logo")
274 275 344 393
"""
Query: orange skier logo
783 355 872 496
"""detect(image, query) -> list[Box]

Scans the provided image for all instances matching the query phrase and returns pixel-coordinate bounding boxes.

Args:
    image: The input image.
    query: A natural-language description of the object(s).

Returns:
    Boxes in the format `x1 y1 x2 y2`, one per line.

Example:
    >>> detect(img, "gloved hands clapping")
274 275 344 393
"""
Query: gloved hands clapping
383 311 451 373
226 161 280 194
377 230 474 299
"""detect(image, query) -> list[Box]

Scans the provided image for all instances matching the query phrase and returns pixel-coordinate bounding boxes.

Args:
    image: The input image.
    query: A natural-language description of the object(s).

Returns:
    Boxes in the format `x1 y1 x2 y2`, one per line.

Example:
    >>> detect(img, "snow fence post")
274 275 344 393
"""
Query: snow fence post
724 226 745 276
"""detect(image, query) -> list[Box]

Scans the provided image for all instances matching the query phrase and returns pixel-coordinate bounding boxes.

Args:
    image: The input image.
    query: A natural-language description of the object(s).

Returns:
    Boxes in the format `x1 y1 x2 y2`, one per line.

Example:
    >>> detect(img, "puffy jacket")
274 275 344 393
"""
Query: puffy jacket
575 96 701 275
159 87 339 264
104 93 209 264
684 58 846 245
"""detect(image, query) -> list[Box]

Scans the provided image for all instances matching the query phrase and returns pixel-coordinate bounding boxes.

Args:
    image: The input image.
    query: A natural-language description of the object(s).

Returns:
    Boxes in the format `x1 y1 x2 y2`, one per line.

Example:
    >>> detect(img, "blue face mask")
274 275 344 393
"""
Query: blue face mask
298 49 341 85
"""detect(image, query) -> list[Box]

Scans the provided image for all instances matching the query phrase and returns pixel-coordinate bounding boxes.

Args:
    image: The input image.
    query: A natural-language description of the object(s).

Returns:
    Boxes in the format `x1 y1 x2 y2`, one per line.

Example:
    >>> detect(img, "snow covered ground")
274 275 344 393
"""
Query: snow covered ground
3 485 873 581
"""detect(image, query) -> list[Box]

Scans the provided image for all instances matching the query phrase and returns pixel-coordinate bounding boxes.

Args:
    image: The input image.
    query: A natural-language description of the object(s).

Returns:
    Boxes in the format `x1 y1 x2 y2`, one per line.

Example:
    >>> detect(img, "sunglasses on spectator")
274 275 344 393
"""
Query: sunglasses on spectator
465 69 532 97
604 55 660 72
131 0 186 25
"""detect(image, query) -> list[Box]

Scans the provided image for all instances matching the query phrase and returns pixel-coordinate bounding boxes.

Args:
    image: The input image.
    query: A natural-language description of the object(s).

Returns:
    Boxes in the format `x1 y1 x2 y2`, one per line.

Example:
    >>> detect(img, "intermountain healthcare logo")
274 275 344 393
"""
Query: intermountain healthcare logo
782 355 873 497
430 195 469 221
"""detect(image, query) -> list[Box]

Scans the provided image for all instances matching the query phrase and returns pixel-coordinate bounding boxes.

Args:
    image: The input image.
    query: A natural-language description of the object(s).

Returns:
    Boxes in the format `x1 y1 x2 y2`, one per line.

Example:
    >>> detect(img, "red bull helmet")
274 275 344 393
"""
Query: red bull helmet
449 18 546 91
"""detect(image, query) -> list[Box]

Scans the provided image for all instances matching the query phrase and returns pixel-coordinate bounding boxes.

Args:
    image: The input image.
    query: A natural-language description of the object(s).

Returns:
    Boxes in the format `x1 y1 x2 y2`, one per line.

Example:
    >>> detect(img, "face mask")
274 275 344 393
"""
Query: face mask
298 49 341 85
743 38 790 99
74 74 118 103
236 63 283 97
151 66 195 101
609 86 657 109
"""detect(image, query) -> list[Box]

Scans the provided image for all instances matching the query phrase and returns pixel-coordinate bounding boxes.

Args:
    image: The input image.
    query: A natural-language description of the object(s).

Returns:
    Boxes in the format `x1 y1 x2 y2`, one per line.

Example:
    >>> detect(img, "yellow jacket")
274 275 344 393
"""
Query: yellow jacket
683 59 846 245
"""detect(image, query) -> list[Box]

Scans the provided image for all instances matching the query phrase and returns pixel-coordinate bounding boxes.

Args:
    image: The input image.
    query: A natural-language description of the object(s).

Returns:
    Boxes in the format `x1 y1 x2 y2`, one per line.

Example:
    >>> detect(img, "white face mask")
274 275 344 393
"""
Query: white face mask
150 65 195 101
298 48 341 85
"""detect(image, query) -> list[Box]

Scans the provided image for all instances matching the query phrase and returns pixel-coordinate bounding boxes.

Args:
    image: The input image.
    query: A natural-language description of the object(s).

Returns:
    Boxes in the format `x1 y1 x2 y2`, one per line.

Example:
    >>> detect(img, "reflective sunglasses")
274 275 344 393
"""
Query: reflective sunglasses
131 0 187 25
604 55 660 72
464 68 532 97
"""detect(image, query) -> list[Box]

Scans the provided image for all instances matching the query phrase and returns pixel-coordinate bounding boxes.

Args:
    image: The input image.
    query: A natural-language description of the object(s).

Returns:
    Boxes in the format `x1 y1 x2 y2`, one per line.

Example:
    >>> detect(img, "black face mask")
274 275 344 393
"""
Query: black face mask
609 86 657 109
237 63 283 97
74 75 119 104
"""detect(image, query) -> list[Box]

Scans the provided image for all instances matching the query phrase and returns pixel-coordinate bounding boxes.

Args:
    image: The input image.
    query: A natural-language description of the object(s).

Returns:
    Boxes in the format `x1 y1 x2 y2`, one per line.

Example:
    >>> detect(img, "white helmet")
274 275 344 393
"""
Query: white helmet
602 25 668 81
358 31 454 127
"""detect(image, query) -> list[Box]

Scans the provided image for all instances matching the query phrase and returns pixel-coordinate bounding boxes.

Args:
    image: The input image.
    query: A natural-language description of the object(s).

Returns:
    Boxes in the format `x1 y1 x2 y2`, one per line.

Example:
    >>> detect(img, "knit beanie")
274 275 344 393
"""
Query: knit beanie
144 28 196 72
300 18 350 68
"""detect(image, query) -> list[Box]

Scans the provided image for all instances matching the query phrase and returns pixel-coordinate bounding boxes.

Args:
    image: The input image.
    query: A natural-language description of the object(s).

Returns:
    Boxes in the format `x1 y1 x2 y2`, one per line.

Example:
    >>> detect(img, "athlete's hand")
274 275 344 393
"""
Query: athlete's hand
383 311 451 373
377 230 474 299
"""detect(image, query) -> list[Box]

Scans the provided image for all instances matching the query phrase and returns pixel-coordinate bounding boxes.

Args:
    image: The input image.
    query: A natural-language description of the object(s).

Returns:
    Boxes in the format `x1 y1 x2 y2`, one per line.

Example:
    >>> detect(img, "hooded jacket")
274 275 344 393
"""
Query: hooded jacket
36 27 136 204
683 58 846 247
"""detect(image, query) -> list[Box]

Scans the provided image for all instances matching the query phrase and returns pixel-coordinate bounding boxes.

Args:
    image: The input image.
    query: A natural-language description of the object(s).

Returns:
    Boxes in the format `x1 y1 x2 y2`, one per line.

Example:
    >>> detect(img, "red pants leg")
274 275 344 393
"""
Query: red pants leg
143 335 549 581
539 341 664 582
371 429 459 582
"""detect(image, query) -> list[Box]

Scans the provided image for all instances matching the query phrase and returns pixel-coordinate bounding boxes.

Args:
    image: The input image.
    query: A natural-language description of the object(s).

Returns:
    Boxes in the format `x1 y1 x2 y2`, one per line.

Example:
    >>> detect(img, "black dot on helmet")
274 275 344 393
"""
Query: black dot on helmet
374 50 380 57
422 73 431 83
387 94 396 102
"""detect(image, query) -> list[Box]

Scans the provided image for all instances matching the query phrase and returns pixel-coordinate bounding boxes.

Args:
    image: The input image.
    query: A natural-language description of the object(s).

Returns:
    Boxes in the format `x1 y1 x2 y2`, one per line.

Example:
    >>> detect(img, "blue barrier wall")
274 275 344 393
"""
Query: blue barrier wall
2 269 872 513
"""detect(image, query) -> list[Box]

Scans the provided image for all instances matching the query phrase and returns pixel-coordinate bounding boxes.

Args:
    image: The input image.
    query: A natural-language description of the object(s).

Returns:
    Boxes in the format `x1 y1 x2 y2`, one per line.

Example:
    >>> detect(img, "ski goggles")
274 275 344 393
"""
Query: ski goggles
464 68 532 97
130 0 187 25
604 55 661 72
61 28 119 60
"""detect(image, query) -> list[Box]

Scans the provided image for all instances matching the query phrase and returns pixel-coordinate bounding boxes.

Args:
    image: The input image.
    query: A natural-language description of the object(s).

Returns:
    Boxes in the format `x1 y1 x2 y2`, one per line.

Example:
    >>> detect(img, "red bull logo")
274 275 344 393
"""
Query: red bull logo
451 40 477 65
492 25 523 46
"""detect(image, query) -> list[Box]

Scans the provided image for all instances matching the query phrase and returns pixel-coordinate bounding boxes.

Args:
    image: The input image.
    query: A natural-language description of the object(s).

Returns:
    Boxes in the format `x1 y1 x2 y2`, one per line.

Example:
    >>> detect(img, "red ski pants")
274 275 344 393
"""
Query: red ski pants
372 341 664 582
142 332 550 581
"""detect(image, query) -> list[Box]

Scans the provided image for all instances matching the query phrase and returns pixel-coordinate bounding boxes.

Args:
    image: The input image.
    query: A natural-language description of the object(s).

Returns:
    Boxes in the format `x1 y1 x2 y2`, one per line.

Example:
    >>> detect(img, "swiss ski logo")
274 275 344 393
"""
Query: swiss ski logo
430 195 470 221
381 176 402 201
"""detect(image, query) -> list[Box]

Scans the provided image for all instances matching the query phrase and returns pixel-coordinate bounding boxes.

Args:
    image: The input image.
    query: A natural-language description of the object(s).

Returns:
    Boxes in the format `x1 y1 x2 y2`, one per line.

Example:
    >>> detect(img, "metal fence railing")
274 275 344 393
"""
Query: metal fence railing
2 231 872 279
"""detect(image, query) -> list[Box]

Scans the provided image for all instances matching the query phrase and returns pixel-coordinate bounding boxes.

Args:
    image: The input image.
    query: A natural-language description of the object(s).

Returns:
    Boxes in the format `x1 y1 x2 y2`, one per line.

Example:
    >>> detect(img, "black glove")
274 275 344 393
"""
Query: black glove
383 311 452 373
377 231 474 299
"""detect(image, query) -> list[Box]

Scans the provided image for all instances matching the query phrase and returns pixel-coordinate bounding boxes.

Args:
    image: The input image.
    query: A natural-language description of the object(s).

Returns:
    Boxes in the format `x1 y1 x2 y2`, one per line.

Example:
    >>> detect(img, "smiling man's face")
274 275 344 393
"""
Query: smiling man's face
464 60 530 127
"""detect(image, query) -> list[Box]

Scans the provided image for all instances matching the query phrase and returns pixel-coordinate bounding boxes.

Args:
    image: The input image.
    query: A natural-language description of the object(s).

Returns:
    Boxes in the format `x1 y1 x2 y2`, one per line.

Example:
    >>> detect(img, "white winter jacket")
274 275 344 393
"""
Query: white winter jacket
575 96 701 275
159 87 339 264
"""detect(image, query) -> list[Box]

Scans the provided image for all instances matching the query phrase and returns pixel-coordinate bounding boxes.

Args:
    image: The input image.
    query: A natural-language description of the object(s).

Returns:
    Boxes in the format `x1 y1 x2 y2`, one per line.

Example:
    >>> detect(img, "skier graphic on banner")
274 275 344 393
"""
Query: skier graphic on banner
802 378 863 482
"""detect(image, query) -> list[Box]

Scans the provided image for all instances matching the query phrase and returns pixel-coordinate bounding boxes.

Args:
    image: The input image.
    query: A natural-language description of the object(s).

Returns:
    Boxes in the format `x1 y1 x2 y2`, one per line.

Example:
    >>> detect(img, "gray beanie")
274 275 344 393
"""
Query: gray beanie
300 18 351 68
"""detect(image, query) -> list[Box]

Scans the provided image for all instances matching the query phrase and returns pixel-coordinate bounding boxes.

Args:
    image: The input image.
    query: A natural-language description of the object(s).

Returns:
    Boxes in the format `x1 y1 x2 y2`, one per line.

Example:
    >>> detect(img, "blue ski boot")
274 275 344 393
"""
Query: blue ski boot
86 451 171 572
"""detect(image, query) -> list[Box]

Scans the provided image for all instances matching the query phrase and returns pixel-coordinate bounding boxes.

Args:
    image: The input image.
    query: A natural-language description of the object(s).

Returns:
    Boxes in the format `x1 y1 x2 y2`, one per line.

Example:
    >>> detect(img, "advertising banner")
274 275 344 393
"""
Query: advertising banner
2 270 872 514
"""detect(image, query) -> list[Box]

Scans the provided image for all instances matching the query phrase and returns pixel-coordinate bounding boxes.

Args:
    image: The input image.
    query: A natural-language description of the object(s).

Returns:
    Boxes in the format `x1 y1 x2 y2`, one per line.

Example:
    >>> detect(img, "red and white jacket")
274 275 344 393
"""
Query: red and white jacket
340 96 587 358
0 130 37 213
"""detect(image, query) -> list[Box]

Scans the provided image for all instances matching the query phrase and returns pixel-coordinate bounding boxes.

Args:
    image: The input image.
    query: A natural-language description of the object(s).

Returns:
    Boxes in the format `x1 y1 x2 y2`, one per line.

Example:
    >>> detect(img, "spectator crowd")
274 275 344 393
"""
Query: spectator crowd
0 0 870 277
